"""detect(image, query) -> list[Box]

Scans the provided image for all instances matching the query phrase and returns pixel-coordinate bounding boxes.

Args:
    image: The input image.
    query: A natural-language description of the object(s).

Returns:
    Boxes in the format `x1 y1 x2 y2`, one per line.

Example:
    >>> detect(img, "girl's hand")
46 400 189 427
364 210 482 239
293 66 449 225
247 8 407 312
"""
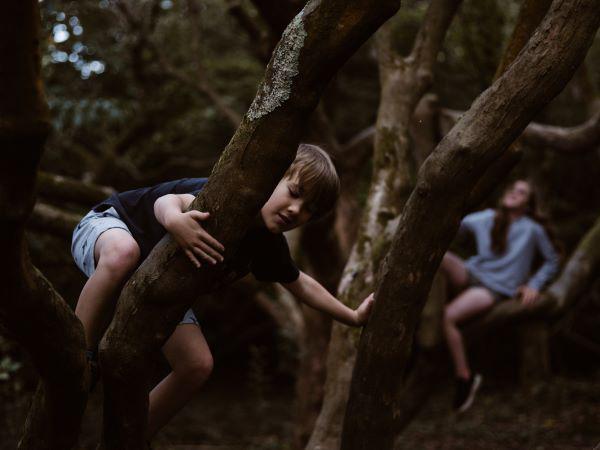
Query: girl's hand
166 211 225 268
517 285 540 307
354 293 375 326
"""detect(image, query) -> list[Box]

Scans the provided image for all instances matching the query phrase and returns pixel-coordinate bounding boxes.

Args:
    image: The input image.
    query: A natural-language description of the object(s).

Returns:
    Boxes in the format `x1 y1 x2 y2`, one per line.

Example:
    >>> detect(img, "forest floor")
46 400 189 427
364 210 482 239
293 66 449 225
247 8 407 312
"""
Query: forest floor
73 368 600 450
2 364 597 449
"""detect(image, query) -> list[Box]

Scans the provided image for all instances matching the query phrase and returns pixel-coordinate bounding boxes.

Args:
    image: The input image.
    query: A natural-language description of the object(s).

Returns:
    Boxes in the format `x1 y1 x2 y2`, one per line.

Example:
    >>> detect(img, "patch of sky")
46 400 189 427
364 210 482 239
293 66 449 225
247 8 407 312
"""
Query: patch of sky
56 11 65 21
69 16 79 27
80 61 106 79
99 0 109 8
51 51 68 63
69 53 79 63
53 24 69 43
160 0 173 10
73 25 83 36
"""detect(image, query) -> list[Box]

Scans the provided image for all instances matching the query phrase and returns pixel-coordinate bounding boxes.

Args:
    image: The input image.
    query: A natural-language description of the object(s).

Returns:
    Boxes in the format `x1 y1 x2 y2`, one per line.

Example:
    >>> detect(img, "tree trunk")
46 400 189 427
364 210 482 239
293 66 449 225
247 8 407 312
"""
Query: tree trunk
0 2 89 449
307 2 462 448
97 1 402 448
519 320 551 385
341 2 600 448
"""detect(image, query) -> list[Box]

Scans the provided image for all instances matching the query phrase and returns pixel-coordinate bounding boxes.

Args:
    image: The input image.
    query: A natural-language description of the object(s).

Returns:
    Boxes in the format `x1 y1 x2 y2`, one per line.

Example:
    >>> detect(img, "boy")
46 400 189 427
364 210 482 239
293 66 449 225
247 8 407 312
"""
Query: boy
71 143 374 438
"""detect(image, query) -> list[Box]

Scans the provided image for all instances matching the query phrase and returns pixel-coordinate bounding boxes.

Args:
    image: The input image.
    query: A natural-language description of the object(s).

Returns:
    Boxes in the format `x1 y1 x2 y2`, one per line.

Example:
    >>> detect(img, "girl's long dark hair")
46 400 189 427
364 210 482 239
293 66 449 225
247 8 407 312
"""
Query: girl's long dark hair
491 180 562 257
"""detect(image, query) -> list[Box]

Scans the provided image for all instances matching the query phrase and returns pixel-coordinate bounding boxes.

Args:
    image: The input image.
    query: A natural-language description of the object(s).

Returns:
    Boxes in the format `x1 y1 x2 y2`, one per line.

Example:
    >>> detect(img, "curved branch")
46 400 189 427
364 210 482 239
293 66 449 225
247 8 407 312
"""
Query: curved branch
441 106 600 152
520 108 600 151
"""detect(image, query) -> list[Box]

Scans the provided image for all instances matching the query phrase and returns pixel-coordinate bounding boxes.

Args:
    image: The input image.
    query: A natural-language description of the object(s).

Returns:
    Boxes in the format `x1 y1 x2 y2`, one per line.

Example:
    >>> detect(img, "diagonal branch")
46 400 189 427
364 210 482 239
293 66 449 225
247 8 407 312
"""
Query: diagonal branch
98 1 402 448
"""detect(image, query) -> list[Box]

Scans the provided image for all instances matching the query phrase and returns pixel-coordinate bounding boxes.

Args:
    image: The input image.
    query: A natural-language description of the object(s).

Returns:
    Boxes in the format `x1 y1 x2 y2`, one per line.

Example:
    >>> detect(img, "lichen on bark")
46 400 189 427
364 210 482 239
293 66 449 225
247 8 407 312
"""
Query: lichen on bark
247 11 307 121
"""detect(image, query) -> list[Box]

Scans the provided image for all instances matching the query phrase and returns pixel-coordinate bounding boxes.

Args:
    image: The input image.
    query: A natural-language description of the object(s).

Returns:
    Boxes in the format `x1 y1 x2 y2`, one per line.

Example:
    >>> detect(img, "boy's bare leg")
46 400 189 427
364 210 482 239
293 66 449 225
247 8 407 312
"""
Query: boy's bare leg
443 287 495 379
75 228 140 349
147 324 213 439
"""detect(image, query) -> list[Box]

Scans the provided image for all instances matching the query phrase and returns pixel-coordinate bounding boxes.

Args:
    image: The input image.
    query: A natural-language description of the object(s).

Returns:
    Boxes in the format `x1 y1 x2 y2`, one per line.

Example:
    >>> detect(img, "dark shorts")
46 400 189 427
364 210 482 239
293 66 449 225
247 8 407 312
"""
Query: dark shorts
466 271 508 302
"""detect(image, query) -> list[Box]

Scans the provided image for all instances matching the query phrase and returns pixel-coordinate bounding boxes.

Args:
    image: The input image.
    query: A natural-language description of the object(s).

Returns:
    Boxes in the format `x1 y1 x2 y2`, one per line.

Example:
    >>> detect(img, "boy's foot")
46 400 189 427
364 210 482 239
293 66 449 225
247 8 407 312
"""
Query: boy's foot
453 373 482 413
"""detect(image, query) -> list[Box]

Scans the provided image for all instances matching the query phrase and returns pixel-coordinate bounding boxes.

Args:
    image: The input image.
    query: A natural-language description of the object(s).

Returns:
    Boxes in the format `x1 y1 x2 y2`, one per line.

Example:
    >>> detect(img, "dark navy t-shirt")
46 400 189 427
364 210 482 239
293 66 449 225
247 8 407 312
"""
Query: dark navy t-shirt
93 178 300 283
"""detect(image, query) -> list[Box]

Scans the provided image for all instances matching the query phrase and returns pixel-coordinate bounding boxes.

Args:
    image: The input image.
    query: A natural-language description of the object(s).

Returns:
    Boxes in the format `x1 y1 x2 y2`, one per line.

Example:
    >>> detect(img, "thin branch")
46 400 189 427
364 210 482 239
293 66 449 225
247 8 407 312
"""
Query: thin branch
149 40 242 128
37 171 114 206
225 0 271 61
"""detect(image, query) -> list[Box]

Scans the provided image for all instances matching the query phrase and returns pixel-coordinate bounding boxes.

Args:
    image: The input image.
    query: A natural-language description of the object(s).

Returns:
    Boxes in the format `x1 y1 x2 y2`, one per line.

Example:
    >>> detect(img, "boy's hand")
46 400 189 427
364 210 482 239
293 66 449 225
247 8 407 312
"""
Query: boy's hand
354 292 375 326
517 285 539 307
165 211 224 268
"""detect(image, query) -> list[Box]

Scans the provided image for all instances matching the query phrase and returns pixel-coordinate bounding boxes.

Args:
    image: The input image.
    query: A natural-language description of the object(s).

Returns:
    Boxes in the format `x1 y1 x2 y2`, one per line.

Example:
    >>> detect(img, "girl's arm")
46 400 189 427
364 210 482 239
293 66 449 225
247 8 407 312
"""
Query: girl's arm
281 271 374 326
526 224 560 291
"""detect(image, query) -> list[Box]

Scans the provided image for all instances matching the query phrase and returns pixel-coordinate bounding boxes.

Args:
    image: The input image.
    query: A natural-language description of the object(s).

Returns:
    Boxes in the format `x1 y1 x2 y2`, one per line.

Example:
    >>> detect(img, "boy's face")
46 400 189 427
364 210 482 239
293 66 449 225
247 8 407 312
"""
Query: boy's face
260 176 313 233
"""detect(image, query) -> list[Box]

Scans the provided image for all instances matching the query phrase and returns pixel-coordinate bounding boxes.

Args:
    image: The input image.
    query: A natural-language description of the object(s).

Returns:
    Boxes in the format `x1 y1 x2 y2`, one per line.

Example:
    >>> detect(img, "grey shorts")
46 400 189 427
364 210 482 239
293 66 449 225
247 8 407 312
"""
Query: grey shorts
71 207 200 326
466 271 507 302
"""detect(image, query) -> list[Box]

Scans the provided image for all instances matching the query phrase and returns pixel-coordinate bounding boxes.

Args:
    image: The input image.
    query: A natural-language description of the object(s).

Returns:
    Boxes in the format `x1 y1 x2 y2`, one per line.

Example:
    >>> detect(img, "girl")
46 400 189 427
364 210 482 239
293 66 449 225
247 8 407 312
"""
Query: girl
440 179 560 412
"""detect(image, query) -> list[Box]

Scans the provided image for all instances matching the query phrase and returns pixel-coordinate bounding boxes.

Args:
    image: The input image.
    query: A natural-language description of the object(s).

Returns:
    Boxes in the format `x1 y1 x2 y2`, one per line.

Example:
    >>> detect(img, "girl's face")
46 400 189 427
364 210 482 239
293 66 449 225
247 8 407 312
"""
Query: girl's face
260 176 313 233
501 180 531 212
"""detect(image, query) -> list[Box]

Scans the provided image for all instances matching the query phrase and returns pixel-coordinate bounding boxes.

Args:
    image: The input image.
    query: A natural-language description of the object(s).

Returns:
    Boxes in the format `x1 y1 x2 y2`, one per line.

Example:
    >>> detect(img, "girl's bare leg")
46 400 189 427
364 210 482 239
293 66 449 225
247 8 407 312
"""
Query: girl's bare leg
147 324 213 439
444 287 495 379
440 251 469 292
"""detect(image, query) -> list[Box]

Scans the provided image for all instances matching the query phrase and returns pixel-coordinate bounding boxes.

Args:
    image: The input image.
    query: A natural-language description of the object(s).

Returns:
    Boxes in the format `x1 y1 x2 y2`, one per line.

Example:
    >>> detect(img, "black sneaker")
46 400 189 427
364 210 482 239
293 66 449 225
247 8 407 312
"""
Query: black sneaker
453 373 482 413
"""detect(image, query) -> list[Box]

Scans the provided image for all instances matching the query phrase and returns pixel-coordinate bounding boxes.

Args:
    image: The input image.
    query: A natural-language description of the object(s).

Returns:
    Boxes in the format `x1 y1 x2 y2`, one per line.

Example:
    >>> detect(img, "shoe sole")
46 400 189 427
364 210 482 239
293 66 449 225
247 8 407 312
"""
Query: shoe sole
457 374 482 413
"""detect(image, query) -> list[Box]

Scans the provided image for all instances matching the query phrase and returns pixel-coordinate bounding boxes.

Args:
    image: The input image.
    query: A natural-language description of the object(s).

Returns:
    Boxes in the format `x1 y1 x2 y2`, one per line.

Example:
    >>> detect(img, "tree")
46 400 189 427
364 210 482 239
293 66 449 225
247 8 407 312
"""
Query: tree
307 1 463 448
0 2 89 449
97 1 402 448
341 1 600 448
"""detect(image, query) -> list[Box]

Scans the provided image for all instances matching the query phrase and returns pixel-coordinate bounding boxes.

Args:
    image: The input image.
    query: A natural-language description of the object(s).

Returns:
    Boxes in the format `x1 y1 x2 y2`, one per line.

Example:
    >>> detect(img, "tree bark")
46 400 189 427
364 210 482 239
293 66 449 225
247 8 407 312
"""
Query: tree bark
341 2 600 449
494 0 553 77
0 2 89 449
307 1 462 448
97 1 402 448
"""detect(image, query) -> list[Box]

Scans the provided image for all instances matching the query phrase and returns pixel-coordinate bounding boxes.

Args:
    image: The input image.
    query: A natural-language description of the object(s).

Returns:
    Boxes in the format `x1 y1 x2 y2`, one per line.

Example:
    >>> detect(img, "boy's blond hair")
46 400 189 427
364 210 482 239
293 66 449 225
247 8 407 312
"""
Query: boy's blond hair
284 143 340 219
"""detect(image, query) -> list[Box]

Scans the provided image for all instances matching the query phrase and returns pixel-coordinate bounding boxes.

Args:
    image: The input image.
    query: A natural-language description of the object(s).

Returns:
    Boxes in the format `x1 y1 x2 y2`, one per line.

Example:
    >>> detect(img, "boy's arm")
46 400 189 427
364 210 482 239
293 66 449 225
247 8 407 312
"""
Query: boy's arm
154 193 224 268
281 271 374 326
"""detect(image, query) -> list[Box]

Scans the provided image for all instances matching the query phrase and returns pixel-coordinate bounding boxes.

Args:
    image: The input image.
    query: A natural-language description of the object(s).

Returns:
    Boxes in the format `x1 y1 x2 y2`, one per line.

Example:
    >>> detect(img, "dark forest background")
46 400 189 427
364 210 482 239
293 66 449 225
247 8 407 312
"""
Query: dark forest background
1 0 599 448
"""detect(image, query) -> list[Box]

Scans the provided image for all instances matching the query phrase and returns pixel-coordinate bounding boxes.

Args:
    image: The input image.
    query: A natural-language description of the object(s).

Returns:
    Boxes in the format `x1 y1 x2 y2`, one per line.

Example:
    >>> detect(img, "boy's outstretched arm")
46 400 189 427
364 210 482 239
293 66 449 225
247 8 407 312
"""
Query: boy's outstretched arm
154 193 225 268
281 271 374 326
